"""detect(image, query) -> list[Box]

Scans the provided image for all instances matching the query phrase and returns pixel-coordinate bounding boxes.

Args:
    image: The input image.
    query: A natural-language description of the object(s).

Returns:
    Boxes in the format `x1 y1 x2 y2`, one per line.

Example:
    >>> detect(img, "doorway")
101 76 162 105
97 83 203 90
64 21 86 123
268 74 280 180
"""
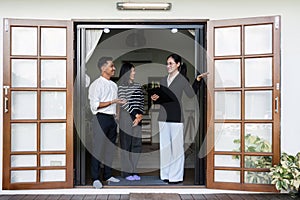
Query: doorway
73 21 207 186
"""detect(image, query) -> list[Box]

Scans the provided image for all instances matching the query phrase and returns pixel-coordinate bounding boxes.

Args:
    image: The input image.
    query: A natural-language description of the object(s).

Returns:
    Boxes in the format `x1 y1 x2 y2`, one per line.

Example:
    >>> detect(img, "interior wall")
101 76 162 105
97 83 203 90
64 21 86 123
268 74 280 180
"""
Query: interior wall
1 0 300 190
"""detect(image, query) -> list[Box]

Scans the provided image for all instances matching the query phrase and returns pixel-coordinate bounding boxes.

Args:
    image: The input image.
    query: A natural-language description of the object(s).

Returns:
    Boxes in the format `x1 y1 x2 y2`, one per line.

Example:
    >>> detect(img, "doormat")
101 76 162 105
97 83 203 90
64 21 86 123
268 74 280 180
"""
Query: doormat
129 193 181 200
107 176 168 186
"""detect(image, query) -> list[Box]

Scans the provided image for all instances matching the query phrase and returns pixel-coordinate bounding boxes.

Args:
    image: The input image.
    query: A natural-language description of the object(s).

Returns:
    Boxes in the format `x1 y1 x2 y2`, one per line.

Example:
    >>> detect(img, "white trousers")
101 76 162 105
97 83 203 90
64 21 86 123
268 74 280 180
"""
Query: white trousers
159 122 184 182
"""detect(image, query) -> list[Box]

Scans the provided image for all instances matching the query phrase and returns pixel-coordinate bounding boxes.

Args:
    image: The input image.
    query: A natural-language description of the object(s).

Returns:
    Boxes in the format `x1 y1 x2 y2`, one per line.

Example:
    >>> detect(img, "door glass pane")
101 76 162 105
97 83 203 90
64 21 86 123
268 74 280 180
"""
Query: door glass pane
215 27 241 56
40 123 66 151
40 170 66 182
41 60 66 88
11 170 36 183
40 154 66 166
245 57 272 87
41 92 66 119
11 59 37 87
11 91 37 119
215 91 241 119
41 28 66 56
215 155 240 167
245 24 272 55
244 171 271 184
11 27 37 55
244 123 272 153
245 91 272 119
215 59 241 88
11 155 37 167
11 123 37 152
214 170 240 183
244 156 272 168
215 123 241 152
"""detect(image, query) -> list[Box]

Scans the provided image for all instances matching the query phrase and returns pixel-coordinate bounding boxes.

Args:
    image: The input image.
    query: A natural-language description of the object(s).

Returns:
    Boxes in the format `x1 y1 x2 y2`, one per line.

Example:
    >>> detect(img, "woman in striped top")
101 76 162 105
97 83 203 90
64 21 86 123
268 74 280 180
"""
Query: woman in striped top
118 62 144 181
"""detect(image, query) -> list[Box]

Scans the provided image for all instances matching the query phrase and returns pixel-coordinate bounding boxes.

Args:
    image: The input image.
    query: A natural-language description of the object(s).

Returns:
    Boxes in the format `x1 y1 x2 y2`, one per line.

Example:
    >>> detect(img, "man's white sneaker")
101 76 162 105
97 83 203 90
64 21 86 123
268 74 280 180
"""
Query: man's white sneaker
106 177 120 182
92 180 102 189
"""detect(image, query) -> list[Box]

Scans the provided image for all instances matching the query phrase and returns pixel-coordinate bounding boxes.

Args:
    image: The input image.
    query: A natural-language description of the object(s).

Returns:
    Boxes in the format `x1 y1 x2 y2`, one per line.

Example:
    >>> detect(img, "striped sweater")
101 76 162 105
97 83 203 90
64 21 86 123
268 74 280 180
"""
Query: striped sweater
118 82 144 117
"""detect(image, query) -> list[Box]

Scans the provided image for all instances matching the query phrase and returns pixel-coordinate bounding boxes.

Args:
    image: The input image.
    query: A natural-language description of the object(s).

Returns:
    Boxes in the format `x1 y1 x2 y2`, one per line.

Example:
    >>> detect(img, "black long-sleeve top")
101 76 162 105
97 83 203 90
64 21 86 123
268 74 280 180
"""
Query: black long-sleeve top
155 73 198 123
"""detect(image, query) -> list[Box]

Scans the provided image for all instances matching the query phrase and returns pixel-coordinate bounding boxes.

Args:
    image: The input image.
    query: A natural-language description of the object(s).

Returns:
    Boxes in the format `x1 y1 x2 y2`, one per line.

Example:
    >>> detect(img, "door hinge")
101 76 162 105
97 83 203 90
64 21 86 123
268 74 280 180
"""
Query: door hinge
276 83 280 90
275 16 280 30
4 19 9 32
3 85 10 95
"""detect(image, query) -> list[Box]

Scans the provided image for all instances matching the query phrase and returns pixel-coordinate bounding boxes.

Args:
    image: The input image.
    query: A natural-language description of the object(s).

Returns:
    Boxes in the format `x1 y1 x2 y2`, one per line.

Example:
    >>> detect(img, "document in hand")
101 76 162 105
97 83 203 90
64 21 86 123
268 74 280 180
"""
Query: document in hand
147 87 174 103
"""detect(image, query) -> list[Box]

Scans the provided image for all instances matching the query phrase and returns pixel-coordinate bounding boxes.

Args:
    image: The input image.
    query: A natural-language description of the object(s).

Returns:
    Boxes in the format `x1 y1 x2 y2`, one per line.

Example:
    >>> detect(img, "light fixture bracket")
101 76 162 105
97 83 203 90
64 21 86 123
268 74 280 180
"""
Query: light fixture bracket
117 2 172 10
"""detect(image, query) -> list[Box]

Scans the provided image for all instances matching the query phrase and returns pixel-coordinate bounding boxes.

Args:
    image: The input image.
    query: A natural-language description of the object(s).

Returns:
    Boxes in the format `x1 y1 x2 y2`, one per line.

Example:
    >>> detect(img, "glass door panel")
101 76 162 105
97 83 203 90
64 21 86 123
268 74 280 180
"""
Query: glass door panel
214 123 241 152
214 27 241 56
11 59 37 87
214 170 240 183
11 91 37 119
215 155 240 167
11 155 37 167
245 24 273 55
245 57 272 87
244 123 272 152
245 91 272 120
40 154 66 166
40 170 66 182
41 60 67 88
41 28 67 56
215 91 241 119
3 19 73 189
215 59 241 88
40 123 66 151
11 170 37 183
11 123 37 152
207 16 280 191
11 27 38 55
40 92 66 119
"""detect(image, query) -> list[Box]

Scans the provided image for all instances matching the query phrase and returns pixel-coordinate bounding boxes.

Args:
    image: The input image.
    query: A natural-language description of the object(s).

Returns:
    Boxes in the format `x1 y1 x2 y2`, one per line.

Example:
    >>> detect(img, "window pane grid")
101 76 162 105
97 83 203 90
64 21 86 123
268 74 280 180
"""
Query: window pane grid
212 23 274 185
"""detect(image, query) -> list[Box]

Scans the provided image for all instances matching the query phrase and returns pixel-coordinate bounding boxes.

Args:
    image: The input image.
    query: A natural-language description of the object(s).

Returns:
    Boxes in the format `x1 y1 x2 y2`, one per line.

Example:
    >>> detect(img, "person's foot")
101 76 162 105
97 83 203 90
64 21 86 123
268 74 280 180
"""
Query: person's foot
133 174 141 181
106 176 120 182
92 180 103 189
125 175 135 181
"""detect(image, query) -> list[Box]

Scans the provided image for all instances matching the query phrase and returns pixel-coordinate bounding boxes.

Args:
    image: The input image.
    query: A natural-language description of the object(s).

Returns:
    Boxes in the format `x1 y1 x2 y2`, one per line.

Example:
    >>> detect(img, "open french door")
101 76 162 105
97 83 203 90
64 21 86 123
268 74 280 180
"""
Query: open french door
206 16 281 192
3 19 73 189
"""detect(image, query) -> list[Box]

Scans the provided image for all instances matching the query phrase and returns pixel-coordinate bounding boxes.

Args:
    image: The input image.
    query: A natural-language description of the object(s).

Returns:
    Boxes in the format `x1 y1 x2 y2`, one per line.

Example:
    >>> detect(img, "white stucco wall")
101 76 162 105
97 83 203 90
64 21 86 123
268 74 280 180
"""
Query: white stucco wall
1 0 300 190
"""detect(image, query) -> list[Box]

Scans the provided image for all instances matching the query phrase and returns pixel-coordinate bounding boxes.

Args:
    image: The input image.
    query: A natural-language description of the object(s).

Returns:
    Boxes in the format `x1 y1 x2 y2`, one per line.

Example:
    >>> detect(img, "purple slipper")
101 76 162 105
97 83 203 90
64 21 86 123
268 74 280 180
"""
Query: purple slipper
125 175 135 181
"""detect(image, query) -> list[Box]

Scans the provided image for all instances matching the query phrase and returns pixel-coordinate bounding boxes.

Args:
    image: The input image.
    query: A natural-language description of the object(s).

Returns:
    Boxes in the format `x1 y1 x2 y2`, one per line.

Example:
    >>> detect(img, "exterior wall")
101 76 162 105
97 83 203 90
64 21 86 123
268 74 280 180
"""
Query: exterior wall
1 0 300 190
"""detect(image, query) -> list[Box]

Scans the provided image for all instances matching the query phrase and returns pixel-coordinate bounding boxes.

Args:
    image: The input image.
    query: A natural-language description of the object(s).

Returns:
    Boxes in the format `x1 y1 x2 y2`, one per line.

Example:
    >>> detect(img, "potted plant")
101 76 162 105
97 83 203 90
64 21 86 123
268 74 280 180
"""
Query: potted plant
269 152 300 196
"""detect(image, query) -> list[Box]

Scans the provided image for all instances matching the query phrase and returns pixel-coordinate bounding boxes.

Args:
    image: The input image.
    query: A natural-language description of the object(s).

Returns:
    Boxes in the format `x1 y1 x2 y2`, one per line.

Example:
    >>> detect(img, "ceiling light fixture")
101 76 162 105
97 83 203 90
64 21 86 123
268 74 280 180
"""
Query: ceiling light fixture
171 28 178 33
117 2 171 10
103 28 110 33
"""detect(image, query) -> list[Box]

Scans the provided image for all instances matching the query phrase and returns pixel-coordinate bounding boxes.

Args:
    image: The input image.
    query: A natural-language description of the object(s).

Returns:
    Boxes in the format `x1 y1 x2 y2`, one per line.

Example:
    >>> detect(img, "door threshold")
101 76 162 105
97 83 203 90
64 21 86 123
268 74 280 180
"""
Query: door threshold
75 185 206 189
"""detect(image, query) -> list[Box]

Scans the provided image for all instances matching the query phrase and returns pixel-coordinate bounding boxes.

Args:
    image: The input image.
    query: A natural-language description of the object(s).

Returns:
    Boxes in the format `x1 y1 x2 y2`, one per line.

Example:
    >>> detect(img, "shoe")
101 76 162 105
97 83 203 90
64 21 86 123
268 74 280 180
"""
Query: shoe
168 181 183 184
106 176 120 183
125 175 135 181
133 175 141 180
92 180 102 189
162 179 169 183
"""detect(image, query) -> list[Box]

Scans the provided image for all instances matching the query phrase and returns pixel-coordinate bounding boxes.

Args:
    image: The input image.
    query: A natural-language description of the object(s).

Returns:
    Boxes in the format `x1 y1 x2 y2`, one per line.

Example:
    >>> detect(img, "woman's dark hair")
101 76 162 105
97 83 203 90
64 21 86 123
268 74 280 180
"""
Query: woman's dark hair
179 63 189 81
119 62 134 85
167 53 182 66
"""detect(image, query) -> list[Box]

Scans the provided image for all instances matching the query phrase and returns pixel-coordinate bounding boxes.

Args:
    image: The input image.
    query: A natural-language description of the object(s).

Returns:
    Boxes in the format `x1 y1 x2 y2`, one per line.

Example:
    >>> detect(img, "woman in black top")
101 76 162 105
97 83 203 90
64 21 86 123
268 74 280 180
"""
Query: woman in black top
118 62 144 181
151 54 208 183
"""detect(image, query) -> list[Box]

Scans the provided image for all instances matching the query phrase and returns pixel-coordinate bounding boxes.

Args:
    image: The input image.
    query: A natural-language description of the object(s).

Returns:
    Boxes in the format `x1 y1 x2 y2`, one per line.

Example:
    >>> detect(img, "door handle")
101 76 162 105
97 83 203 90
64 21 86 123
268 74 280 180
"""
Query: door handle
4 97 9 113
275 97 279 113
